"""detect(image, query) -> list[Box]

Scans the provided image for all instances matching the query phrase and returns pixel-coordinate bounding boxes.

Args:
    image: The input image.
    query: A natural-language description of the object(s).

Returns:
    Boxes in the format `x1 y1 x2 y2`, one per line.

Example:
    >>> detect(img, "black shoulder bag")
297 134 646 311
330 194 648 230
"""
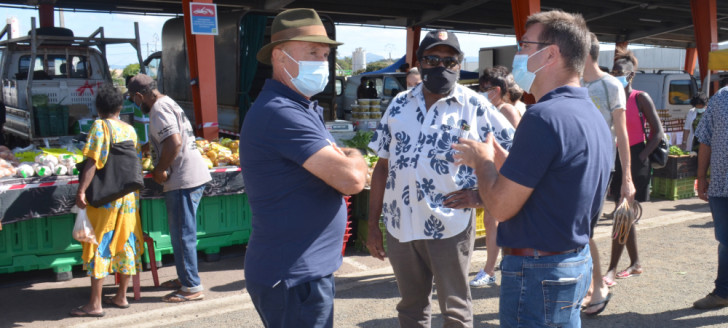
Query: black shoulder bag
77 120 144 207
636 93 669 169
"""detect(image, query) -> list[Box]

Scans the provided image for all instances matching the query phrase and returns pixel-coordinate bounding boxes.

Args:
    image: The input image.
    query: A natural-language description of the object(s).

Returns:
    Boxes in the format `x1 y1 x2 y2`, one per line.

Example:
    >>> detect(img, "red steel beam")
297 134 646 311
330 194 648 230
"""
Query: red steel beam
691 0 717 85
182 0 219 140
685 47 697 75
406 26 421 68
38 3 54 28
510 0 540 104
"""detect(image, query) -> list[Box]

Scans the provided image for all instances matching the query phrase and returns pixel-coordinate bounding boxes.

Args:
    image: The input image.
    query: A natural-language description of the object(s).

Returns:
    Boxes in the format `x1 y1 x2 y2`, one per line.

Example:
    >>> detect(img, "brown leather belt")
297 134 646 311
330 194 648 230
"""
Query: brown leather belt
502 246 584 257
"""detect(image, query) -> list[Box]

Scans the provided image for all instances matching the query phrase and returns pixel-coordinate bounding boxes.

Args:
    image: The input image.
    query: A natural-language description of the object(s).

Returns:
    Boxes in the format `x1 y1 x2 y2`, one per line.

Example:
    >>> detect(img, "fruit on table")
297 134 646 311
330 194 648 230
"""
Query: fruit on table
141 157 154 171
197 139 240 167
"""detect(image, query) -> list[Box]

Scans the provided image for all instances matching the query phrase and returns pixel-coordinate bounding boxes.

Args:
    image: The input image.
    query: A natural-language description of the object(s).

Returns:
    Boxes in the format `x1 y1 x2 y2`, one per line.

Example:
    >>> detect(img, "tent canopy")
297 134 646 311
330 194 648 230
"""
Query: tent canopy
363 55 480 80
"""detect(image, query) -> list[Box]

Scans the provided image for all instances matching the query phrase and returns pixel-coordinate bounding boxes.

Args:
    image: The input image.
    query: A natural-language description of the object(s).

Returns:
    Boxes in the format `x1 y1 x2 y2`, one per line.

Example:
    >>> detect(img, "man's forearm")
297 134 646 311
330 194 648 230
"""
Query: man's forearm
616 141 633 184
698 143 711 178
474 160 499 215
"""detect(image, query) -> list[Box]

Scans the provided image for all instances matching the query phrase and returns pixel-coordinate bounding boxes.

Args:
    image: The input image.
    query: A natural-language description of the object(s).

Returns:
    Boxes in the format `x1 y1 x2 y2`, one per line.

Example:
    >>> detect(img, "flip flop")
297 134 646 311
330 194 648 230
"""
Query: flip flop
69 306 105 317
162 291 205 303
602 276 617 287
161 278 182 290
616 268 643 279
103 296 130 309
584 293 612 316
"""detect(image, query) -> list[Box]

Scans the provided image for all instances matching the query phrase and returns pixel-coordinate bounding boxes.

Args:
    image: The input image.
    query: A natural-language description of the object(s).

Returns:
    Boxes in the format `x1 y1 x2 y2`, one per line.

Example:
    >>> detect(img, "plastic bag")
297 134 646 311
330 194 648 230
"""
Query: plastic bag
72 208 98 245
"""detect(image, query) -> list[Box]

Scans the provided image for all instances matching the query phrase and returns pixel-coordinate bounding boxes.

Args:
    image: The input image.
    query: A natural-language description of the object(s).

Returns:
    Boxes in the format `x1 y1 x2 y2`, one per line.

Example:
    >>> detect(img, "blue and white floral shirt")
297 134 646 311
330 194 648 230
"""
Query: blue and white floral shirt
695 86 728 197
368 83 514 242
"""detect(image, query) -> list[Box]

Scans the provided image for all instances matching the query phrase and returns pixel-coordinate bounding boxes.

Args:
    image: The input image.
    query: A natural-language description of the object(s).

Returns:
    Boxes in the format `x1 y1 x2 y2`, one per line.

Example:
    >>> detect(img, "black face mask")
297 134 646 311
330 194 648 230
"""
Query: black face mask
140 102 152 114
421 66 459 95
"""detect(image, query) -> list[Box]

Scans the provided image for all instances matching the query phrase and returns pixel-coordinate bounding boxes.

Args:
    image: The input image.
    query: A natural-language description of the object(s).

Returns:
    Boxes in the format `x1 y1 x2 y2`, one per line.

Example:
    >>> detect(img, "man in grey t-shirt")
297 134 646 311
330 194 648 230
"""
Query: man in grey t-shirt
580 33 635 316
128 74 211 303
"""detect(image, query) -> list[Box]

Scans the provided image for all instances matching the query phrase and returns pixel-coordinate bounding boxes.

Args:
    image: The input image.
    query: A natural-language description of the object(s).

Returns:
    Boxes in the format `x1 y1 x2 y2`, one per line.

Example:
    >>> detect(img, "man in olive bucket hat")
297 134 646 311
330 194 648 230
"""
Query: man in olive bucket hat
239 8 368 328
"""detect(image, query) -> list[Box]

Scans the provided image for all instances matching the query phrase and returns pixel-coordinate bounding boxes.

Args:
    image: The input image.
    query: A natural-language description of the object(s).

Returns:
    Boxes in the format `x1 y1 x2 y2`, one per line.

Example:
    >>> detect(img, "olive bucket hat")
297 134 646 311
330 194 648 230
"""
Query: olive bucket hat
256 8 342 65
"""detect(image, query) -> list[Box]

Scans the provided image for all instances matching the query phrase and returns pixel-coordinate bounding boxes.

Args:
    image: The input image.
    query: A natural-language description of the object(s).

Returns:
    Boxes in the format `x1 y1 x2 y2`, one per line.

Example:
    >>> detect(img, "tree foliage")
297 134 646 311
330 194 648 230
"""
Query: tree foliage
122 63 140 79
366 60 392 72
337 56 352 71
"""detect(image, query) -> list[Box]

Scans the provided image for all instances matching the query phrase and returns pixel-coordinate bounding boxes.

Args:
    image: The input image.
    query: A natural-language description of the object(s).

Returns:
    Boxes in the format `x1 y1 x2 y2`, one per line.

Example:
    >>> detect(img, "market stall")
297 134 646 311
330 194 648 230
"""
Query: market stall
0 141 250 281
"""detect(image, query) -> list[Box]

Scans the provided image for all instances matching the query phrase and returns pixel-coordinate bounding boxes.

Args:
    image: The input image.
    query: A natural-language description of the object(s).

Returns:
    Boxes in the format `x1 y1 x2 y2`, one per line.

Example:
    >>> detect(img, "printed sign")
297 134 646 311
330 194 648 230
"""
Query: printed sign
190 3 218 35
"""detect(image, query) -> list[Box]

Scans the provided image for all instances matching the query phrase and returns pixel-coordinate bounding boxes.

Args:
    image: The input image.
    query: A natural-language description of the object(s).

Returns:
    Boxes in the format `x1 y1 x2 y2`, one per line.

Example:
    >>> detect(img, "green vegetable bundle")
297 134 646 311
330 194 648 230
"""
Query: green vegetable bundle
669 145 688 156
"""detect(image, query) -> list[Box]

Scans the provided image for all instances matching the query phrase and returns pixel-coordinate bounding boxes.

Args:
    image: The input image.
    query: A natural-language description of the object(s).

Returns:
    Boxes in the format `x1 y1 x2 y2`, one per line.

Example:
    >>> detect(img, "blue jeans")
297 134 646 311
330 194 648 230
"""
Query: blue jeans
499 245 591 328
247 274 335 328
165 184 205 293
710 197 728 298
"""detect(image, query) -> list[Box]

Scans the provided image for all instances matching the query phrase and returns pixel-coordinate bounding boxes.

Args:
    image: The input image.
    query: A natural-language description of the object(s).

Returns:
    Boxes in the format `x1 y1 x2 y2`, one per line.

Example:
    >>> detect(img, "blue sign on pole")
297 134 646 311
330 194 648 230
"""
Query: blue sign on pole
190 3 218 35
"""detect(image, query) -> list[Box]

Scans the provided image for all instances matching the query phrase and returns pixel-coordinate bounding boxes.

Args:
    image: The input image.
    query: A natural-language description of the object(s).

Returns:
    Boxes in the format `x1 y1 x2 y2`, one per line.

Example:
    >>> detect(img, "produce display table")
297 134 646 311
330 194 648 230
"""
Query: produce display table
0 168 248 281
0 167 244 224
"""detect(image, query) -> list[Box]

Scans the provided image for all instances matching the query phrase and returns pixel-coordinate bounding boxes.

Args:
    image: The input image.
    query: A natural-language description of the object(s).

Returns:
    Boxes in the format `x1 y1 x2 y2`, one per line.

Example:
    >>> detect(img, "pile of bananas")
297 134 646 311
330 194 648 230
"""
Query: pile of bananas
196 138 240 168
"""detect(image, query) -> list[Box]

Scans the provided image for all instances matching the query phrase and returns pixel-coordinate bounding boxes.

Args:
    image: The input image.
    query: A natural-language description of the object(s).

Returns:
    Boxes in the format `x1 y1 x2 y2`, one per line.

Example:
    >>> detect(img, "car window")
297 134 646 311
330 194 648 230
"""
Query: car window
384 77 402 97
46 55 67 77
19 55 44 73
145 57 161 80
335 78 343 96
668 80 692 105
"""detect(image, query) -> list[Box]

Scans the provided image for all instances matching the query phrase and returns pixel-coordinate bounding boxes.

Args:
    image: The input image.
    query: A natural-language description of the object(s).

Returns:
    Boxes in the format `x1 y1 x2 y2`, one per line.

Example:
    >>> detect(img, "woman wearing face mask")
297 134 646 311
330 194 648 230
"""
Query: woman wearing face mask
479 66 521 128
603 48 664 287
682 92 708 152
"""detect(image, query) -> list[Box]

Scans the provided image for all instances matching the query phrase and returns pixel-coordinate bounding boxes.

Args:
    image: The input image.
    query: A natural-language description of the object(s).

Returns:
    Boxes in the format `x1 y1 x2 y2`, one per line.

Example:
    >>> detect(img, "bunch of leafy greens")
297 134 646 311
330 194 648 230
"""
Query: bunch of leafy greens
342 131 378 167
342 131 374 150
669 145 689 156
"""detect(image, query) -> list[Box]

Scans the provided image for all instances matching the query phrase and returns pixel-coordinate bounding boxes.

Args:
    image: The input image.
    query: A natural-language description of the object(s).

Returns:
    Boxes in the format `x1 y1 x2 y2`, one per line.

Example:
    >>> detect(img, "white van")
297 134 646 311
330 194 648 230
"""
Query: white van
342 72 407 118
631 72 699 119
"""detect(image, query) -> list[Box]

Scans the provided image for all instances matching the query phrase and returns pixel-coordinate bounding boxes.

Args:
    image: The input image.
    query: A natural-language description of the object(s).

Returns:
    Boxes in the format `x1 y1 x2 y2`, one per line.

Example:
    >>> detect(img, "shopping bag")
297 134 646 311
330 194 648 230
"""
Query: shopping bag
72 208 98 245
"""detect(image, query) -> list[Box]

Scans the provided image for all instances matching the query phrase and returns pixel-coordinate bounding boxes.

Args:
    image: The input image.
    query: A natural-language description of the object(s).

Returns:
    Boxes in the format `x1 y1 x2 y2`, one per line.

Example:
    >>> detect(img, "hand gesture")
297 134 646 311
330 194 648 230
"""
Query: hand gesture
443 189 482 209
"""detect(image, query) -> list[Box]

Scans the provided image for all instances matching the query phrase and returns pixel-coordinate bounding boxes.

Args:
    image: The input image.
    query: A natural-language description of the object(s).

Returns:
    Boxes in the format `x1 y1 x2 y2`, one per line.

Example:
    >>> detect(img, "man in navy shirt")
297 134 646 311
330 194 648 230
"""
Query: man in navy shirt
239 9 368 328
453 11 612 327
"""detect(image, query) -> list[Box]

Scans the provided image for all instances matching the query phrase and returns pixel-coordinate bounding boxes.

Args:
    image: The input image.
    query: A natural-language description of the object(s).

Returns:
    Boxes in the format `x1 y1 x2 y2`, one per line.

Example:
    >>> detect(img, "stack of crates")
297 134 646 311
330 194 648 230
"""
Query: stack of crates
651 176 696 200
475 208 486 238
342 196 353 255
141 193 251 263
0 214 82 281
651 155 698 200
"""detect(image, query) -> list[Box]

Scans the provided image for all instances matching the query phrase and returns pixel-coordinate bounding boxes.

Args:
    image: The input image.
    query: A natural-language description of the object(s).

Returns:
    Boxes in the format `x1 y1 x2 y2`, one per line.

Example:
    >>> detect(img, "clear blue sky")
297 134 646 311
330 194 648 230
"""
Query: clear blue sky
3 7 519 69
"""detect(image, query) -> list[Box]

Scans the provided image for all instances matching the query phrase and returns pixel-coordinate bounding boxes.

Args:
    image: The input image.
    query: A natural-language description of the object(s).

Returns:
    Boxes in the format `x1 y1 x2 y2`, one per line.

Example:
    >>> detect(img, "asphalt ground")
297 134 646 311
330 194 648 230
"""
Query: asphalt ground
2 197 727 328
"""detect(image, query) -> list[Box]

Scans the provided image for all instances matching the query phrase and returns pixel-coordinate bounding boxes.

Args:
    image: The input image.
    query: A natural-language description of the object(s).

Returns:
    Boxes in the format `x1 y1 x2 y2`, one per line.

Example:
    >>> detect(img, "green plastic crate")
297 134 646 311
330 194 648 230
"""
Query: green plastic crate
0 214 83 280
140 193 251 263
651 176 696 200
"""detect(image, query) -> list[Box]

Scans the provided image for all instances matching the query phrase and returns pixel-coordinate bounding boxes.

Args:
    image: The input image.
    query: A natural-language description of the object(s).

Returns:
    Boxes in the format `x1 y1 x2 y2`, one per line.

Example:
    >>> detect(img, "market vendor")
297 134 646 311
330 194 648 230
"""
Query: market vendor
127 73 211 303
239 8 368 327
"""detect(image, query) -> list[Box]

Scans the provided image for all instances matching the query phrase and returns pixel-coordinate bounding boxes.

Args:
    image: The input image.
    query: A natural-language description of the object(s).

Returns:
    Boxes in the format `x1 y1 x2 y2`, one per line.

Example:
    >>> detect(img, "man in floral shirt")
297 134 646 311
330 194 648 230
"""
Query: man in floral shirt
694 84 728 310
366 29 513 327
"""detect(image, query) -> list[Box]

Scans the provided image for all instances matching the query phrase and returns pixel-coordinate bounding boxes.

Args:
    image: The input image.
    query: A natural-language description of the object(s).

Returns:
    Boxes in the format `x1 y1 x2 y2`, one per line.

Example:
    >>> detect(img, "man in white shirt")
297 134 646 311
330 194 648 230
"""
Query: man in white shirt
366 29 513 327
581 32 635 316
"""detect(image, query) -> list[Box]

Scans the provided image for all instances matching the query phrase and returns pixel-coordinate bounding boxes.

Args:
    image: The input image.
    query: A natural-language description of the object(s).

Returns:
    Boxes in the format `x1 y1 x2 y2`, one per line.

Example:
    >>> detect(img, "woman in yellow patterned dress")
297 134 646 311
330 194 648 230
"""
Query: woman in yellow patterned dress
70 84 144 317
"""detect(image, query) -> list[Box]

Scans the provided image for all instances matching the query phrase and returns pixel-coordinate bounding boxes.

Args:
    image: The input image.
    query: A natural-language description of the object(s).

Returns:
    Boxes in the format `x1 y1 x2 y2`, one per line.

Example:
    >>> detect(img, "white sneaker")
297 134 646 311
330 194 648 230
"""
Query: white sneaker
469 269 496 287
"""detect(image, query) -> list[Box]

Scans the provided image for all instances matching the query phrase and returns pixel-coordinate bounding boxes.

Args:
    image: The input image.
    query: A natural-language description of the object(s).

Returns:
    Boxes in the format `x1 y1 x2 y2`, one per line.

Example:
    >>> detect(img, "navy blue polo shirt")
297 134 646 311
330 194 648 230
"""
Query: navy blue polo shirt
498 86 612 252
240 79 346 288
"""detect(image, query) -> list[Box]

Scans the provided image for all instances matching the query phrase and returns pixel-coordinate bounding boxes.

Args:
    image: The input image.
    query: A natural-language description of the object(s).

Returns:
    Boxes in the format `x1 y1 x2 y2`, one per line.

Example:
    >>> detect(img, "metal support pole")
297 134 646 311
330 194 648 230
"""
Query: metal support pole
182 0 219 140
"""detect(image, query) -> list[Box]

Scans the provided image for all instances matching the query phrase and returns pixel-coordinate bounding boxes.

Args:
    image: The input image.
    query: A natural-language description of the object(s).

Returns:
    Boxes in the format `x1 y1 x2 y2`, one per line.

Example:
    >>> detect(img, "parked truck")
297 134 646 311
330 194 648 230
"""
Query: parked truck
0 18 145 146
144 11 338 135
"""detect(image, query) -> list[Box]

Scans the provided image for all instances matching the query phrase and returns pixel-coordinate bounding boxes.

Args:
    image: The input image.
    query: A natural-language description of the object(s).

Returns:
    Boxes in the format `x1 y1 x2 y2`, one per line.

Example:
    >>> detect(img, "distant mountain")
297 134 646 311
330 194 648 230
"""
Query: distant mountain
366 53 385 63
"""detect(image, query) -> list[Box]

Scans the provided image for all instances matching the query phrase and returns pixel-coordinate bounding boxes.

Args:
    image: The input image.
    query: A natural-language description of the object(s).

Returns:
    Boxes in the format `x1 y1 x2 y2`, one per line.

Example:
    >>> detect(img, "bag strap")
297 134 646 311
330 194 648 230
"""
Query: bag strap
103 119 115 145
633 91 650 142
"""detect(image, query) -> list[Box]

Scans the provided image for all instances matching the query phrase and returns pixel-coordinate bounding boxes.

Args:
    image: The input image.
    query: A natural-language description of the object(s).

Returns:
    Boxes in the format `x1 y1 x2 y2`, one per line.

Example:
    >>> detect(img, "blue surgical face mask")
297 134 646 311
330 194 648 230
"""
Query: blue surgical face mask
283 50 329 97
616 75 629 88
697 106 706 114
511 46 549 94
